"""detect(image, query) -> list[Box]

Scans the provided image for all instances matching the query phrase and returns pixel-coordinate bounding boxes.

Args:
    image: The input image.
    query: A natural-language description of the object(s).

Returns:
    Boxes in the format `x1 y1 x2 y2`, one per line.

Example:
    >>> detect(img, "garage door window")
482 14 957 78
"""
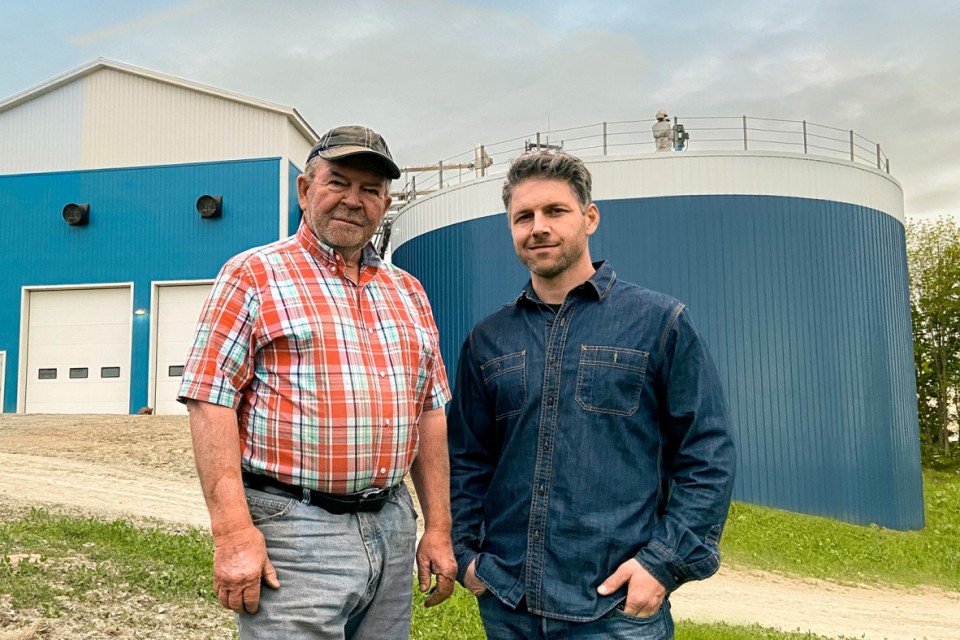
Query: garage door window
101 367 121 378
38 368 57 380
168 365 184 377
69 368 89 379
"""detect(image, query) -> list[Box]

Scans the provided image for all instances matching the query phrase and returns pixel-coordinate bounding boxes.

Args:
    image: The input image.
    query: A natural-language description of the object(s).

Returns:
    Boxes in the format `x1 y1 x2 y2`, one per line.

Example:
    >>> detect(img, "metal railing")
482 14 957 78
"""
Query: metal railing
389 115 891 210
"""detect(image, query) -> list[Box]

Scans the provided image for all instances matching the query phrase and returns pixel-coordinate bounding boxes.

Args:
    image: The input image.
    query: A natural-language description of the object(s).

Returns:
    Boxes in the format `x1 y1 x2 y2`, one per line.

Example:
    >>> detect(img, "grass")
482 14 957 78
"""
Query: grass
677 623 862 640
411 588 859 639
0 509 214 612
720 469 960 591
2 470 958 638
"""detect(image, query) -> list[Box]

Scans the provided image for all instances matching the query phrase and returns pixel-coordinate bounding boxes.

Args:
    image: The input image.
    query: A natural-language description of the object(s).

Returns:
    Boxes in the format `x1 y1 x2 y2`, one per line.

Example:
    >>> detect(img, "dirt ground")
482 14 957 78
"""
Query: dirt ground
0 414 958 640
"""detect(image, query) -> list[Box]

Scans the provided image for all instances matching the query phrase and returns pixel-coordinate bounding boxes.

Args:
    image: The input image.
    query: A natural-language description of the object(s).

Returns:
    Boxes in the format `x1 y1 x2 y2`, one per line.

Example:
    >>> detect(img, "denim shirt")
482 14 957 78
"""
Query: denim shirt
448 262 736 621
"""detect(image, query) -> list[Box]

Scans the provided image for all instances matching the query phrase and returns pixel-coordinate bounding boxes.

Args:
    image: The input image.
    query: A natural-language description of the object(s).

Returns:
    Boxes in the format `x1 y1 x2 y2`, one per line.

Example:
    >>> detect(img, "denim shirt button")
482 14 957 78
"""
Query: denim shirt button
536 484 545 496
532 530 541 540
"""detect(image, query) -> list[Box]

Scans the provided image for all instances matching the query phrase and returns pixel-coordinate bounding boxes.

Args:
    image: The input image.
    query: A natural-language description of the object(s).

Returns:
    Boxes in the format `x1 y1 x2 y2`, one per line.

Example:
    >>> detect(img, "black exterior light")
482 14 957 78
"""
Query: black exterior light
62 203 90 226
196 194 223 219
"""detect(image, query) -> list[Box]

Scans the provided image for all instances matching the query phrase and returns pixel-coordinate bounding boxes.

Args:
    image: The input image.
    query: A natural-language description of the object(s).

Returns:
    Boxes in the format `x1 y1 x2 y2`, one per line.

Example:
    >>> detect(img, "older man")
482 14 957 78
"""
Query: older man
180 125 457 639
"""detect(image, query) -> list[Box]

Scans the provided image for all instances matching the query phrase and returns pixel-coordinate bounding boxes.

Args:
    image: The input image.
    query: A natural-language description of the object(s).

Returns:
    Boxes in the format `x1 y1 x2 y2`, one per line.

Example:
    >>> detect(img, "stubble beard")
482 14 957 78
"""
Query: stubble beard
521 242 584 280
309 206 375 254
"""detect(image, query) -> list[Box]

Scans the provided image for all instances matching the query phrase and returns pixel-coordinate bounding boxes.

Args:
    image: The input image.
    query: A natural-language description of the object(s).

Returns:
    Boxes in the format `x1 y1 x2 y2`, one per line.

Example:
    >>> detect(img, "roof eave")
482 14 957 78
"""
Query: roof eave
0 57 319 144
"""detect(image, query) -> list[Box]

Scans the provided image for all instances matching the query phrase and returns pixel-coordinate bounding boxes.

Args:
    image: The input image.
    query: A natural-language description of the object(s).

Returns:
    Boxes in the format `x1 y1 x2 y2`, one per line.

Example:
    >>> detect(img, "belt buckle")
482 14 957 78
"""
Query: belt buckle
359 487 385 501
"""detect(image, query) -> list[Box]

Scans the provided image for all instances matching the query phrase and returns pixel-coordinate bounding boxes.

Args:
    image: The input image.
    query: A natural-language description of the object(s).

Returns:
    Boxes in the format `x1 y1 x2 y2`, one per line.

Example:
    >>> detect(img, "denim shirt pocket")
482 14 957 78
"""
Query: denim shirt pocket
480 351 526 419
576 345 648 416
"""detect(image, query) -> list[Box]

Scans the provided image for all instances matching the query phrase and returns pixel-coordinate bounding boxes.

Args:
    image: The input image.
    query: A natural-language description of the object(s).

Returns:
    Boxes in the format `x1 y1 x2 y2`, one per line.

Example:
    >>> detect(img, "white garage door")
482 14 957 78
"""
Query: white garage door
25 287 132 414
154 284 211 415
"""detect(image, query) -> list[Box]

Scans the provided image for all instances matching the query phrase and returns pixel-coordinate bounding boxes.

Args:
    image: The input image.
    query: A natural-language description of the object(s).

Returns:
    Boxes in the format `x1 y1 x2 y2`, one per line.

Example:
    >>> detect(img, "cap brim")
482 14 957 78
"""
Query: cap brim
316 145 401 180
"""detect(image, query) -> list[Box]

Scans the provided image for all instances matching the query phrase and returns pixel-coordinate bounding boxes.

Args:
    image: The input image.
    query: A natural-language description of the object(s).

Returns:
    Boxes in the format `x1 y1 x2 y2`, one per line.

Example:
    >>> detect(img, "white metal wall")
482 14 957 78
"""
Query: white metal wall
0 81 83 174
0 64 316 175
81 69 291 168
390 151 905 248
288 122 314 172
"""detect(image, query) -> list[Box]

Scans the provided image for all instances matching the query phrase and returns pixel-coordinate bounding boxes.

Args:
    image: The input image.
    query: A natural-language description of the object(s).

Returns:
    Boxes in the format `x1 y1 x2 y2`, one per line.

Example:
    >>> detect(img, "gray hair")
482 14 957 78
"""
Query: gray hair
501 150 593 212
303 155 323 184
301 155 391 194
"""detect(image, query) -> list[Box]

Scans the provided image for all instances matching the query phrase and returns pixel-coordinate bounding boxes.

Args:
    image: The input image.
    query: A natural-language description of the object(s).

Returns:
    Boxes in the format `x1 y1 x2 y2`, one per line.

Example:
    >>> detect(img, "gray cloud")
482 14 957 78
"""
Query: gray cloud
3 0 957 217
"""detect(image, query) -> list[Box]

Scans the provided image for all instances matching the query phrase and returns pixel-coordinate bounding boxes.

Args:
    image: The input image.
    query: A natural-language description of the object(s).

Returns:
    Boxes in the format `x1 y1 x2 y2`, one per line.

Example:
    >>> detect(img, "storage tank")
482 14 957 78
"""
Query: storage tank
390 145 922 531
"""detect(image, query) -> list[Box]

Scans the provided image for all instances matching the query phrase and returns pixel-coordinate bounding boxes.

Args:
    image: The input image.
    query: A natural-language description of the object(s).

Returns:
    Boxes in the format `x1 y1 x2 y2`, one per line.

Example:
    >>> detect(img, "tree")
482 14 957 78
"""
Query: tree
906 218 960 467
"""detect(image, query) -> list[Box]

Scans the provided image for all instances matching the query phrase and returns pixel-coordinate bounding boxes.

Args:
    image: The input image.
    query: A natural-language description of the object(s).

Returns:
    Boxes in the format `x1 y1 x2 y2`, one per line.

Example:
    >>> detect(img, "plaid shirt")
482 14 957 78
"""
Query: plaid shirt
179 222 450 494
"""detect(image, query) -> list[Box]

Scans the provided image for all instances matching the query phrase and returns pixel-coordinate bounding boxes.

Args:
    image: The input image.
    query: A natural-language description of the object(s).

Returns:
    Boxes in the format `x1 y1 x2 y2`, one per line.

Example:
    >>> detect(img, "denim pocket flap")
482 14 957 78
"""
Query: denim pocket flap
579 346 648 371
480 351 527 419
576 346 648 416
480 351 526 383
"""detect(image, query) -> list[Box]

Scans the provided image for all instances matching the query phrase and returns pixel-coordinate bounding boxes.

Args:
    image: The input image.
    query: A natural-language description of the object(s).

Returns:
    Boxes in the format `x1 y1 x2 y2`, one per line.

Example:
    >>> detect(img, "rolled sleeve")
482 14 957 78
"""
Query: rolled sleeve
178 259 259 408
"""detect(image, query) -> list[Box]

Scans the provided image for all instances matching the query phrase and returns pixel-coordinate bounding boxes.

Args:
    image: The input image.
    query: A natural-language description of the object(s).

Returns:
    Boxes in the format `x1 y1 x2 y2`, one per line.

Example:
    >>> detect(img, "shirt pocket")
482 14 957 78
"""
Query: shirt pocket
576 345 648 416
480 351 526 420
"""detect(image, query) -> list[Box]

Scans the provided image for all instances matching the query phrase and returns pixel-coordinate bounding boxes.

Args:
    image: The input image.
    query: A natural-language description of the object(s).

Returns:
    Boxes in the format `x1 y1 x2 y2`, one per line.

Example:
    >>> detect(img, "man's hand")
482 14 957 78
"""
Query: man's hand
597 558 667 617
463 557 487 597
416 529 458 607
212 524 280 614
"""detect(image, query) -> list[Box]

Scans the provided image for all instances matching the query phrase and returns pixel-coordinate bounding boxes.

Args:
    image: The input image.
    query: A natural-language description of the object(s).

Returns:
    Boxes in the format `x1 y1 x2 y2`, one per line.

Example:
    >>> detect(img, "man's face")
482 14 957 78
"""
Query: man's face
296 157 392 258
508 178 598 279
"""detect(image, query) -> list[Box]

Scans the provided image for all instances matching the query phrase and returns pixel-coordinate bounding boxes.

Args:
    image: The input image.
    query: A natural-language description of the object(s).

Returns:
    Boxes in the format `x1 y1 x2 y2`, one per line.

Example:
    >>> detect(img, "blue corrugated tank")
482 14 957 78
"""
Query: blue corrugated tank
287 161 303 236
0 158 285 413
390 151 923 531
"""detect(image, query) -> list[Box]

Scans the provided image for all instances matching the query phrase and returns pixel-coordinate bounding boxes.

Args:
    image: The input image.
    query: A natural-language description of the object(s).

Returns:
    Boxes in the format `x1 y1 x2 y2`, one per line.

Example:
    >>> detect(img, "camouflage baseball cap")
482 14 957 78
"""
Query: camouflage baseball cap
307 125 401 180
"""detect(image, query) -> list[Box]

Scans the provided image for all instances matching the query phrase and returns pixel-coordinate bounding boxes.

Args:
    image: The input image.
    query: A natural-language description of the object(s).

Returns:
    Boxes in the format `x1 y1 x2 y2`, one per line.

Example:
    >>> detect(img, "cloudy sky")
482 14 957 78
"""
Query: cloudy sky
1 0 957 218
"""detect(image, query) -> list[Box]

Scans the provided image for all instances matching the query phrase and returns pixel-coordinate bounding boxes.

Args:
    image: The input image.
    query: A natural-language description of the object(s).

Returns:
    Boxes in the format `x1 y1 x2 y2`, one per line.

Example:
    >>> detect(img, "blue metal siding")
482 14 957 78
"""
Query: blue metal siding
288 161 302 236
392 194 923 530
0 158 282 413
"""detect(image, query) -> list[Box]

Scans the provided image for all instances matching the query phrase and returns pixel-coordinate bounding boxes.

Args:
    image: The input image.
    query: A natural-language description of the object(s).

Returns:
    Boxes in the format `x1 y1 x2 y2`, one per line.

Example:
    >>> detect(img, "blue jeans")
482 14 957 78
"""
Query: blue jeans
478 594 674 639
238 483 418 640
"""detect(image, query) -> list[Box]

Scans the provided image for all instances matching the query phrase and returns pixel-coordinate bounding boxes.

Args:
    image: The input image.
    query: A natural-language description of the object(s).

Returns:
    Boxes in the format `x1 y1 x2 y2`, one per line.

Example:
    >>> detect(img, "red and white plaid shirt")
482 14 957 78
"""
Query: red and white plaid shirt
179 222 450 494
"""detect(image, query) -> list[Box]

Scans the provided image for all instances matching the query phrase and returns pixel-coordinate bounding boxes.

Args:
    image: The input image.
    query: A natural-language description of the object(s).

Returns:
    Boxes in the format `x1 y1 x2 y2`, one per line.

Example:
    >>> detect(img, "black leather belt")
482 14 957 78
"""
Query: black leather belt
241 471 398 514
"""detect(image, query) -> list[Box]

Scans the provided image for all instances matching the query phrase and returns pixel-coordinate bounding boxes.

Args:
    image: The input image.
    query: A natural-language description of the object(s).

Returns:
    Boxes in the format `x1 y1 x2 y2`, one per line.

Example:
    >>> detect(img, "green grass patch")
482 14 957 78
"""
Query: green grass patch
678 622 862 639
720 470 960 590
411 586 854 639
2 470 958 638
0 508 215 614
411 584 486 639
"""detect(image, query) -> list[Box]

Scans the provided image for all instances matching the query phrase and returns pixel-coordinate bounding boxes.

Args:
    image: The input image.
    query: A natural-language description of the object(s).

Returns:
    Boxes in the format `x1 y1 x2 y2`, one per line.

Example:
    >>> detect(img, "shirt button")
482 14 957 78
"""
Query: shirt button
536 485 545 496
379 371 385 377
541 441 550 451
380 467 387 474
549 355 556 363
532 530 541 540
546 397 554 406
331 266 337 273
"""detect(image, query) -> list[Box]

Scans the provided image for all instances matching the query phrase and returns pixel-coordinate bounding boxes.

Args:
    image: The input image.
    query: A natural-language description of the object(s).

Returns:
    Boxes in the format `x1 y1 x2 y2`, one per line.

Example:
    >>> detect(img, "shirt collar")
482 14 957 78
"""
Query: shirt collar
511 261 616 307
295 221 384 270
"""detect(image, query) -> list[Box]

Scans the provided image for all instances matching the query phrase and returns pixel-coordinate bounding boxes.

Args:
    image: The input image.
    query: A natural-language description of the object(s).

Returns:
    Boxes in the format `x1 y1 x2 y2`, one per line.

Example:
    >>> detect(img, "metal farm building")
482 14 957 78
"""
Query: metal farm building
0 59 315 416
0 61 924 531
